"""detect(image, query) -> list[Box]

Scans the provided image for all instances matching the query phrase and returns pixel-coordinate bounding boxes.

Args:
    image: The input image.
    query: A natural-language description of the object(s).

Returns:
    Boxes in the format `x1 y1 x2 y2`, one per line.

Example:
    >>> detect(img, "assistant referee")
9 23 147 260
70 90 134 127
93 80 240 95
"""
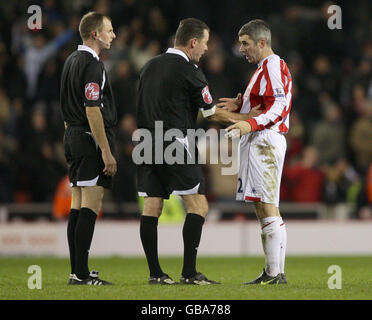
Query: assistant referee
137 18 225 285
60 12 116 285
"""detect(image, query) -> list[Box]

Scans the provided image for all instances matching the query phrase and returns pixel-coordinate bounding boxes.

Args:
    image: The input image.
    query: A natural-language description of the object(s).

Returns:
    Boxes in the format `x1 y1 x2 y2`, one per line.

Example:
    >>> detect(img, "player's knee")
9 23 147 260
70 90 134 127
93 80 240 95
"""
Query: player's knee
254 202 264 218
185 196 208 216
143 198 163 217
81 186 104 215
71 187 82 210
254 202 278 218
83 198 102 215
201 200 209 216
262 203 278 217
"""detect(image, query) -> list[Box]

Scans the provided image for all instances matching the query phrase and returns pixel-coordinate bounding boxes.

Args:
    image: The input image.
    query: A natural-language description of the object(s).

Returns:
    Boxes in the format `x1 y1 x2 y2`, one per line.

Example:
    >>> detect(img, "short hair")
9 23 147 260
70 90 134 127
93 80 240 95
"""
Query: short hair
79 11 110 41
174 18 210 47
238 19 271 46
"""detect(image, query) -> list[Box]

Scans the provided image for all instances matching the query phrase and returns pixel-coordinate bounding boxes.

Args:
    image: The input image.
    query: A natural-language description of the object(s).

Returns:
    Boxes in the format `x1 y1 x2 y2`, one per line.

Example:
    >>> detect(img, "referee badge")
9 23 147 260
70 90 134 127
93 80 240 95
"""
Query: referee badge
201 86 213 104
85 82 100 100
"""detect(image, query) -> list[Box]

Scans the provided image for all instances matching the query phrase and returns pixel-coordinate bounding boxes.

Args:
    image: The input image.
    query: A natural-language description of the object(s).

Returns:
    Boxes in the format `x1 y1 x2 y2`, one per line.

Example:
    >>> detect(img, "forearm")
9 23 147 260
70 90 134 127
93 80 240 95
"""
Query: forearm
86 107 111 153
208 108 250 123
248 100 287 131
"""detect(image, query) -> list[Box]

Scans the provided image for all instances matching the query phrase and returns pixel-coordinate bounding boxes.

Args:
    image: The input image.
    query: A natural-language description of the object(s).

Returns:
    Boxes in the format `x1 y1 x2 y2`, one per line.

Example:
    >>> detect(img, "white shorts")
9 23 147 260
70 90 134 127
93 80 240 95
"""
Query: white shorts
236 130 286 207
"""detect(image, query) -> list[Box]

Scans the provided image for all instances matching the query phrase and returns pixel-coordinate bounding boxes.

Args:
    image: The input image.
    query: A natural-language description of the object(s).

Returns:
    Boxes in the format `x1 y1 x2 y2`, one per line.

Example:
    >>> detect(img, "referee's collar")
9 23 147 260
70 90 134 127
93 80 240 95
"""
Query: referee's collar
78 45 100 61
166 48 189 62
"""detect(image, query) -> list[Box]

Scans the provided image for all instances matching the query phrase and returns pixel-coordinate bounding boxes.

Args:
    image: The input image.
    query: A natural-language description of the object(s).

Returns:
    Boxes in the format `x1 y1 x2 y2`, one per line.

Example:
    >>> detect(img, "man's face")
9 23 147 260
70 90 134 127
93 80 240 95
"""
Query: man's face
191 29 209 63
239 34 263 64
98 17 116 49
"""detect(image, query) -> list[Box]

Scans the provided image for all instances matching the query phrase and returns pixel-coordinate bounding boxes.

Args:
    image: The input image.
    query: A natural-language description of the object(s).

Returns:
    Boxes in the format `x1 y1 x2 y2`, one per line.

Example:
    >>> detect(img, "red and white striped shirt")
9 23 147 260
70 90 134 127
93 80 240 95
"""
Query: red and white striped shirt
239 54 292 133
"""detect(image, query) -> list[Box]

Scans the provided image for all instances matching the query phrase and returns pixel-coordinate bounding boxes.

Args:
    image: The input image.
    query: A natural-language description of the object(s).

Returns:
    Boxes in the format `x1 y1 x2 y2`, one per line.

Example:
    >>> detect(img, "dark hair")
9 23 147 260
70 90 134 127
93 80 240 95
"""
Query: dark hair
79 11 110 41
174 18 210 46
238 19 271 46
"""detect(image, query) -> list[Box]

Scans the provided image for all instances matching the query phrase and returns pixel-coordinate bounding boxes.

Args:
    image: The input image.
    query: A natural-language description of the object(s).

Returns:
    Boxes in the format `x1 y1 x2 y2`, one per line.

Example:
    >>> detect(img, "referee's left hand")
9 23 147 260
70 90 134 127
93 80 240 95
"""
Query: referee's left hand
102 150 117 176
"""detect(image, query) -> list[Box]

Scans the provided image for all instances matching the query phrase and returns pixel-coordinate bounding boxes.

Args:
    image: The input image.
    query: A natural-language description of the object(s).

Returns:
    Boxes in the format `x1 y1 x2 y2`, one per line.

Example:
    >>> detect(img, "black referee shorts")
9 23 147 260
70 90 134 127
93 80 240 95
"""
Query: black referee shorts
137 163 205 199
63 126 115 190
136 135 205 199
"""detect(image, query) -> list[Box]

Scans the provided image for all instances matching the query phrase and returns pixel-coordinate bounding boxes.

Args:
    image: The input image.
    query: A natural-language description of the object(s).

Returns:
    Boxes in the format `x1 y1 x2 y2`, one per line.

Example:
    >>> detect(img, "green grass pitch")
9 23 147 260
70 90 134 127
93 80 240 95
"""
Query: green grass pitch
0 256 371 300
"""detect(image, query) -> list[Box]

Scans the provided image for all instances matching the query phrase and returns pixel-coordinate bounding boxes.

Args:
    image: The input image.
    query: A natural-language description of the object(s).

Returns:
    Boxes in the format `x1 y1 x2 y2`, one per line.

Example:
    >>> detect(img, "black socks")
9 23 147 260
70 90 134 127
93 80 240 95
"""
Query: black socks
67 208 80 275
182 213 205 278
140 215 164 278
74 207 97 279
140 213 205 279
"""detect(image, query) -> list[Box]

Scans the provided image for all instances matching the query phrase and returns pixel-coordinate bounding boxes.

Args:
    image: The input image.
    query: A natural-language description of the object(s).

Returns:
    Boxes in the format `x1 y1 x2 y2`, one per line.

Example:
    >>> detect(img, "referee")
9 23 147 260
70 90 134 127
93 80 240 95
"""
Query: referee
60 12 116 285
137 18 224 285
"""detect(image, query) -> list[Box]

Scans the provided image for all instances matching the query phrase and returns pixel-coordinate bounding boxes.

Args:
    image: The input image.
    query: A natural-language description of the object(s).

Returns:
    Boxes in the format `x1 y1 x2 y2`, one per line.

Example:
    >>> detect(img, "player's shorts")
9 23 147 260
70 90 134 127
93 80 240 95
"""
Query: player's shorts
63 125 115 190
136 132 205 199
236 129 286 207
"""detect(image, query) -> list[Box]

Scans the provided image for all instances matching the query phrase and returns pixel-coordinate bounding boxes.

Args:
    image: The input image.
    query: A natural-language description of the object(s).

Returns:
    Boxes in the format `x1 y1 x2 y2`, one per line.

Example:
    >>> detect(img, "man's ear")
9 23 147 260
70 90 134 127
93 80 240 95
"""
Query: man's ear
92 31 98 40
258 39 266 48
190 38 197 48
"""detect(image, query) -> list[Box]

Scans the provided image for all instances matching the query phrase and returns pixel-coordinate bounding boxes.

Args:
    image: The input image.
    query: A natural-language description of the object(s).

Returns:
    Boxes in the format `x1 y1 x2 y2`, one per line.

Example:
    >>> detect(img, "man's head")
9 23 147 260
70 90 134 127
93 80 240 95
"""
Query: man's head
238 19 272 64
79 12 116 50
174 18 210 63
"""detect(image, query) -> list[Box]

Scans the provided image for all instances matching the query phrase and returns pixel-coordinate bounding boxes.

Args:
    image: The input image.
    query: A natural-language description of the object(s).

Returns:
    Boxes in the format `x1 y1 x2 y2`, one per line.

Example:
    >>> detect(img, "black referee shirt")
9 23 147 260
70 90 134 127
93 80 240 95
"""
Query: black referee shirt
137 48 215 132
60 45 117 128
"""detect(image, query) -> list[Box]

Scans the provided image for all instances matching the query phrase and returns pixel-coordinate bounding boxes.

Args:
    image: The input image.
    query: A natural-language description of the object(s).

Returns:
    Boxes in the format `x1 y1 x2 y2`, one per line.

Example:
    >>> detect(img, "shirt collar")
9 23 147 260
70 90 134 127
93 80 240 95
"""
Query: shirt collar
78 45 100 61
166 48 190 62
257 54 275 67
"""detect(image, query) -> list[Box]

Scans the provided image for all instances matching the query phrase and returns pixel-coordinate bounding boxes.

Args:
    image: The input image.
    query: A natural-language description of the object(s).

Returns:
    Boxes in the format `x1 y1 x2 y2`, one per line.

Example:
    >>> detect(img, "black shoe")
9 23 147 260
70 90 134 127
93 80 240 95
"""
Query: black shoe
68 273 74 285
280 273 287 284
180 272 221 285
244 269 282 285
148 274 178 285
69 270 113 285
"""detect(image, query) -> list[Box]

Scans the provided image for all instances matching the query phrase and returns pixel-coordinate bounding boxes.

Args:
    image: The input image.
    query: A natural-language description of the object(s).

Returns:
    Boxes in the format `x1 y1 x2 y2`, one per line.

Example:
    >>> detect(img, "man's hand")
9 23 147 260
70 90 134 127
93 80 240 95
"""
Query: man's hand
101 149 117 176
248 104 262 118
216 93 242 112
225 119 252 139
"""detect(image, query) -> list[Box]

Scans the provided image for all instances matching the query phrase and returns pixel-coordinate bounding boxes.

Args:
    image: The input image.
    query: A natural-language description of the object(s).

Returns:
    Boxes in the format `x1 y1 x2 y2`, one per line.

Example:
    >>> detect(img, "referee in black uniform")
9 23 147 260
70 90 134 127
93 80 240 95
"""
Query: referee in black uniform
60 12 116 285
137 18 235 285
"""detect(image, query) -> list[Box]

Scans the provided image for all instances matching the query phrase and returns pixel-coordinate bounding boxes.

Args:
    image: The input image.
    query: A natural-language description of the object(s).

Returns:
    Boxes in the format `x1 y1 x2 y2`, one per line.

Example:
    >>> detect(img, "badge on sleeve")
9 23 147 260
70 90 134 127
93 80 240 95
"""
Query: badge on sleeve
201 86 213 104
85 82 100 100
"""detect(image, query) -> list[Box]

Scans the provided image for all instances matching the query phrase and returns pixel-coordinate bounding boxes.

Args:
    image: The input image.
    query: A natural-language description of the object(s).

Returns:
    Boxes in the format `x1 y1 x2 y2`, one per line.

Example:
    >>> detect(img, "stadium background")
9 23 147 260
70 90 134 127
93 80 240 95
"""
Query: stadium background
0 0 372 257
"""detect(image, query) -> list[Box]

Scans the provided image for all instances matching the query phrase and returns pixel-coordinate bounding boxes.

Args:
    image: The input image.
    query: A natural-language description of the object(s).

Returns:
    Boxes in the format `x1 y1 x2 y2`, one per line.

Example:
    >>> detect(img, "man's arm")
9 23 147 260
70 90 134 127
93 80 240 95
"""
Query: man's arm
207 105 262 124
86 107 117 176
216 93 242 112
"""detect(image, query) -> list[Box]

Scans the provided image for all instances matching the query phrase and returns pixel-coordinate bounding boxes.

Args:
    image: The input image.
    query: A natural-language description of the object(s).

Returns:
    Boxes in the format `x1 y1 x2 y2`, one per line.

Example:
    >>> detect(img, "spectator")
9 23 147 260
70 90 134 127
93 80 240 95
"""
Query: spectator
111 59 137 118
311 101 346 166
282 146 325 202
349 109 372 172
285 110 304 163
20 108 66 201
23 28 73 98
204 51 234 99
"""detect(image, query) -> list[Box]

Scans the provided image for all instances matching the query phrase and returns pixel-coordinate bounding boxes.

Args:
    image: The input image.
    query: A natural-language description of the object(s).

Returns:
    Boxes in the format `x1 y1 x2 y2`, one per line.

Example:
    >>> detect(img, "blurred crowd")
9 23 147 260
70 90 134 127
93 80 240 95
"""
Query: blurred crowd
0 0 372 219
